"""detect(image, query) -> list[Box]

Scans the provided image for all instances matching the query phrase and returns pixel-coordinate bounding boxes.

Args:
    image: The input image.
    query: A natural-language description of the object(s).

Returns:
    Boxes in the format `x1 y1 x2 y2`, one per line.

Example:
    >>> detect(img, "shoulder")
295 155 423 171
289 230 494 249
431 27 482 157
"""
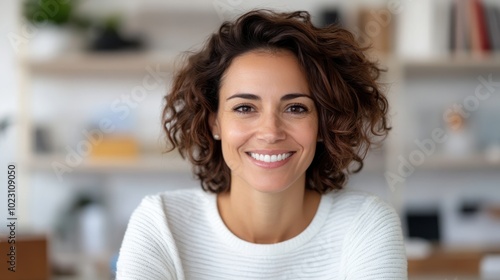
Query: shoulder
134 187 212 232
331 191 407 278
137 187 207 214
345 191 401 230
117 188 208 279
327 188 388 205
324 189 397 222
141 187 204 204
123 188 208 235
321 189 403 246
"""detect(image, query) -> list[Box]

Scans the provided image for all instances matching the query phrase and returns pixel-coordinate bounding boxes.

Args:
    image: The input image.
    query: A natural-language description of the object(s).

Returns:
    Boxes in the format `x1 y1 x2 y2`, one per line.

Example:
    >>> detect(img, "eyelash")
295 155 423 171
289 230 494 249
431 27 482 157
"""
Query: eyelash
233 104 255 114
232 103 309 114
286 103 309 114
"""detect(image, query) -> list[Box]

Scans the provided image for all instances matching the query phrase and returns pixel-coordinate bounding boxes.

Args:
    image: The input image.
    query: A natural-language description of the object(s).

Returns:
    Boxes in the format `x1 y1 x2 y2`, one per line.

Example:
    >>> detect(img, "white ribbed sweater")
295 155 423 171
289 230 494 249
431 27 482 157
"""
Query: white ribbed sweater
116 188 407 279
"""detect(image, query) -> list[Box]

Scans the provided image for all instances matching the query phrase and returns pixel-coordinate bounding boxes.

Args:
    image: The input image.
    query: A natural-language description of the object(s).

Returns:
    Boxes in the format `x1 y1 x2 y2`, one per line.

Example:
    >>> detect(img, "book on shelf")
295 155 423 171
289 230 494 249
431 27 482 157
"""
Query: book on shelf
451 0 500 55
485 7 500 50
473 0 490 51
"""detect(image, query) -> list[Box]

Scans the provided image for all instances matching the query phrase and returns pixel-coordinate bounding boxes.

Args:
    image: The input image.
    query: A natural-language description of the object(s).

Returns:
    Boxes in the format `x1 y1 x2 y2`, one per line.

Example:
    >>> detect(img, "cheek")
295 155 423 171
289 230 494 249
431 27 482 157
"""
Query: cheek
222 119 251 144
302 133 318 153
220 120 251 169
293 118 318 145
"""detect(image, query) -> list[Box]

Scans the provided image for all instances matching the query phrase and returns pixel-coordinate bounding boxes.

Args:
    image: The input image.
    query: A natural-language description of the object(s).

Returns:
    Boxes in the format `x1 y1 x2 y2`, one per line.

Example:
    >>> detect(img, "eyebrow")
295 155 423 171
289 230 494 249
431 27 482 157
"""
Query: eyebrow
226 93 313 101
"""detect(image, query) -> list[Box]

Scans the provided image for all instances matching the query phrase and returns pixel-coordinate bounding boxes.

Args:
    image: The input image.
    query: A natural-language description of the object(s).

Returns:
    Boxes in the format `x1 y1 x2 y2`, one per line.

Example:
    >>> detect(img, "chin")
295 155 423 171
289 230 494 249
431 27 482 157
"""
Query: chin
246 178 296 194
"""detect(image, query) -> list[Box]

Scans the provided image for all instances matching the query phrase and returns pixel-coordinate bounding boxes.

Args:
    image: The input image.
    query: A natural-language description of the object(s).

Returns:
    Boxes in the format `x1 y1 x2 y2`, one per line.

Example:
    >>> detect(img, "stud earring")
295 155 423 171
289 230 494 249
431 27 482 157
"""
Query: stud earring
213 134 220 140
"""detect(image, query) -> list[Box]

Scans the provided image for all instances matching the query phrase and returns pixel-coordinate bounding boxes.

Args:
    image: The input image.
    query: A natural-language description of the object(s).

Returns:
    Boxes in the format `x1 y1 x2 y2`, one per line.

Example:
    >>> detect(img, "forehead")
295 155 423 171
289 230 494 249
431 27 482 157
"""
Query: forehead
219 50 310 98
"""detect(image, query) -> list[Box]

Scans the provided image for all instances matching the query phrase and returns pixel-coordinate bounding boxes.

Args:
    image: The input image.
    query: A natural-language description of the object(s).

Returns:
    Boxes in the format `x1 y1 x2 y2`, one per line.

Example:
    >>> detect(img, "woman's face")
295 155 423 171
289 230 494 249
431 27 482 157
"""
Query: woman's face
212 49 319 194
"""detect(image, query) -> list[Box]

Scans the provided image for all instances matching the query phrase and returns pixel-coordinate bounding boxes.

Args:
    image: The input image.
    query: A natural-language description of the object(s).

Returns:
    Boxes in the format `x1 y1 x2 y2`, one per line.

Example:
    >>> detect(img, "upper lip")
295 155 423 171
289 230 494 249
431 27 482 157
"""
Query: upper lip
246 150 295 155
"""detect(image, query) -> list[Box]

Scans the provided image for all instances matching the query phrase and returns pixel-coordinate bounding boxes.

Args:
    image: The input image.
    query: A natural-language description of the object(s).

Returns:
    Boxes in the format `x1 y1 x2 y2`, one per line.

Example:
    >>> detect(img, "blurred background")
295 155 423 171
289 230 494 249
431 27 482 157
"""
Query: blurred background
0 0 500 279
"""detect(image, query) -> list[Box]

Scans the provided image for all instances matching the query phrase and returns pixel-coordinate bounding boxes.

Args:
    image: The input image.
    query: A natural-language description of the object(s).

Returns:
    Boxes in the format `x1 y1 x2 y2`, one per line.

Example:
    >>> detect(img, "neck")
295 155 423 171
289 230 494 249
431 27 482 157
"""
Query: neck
217 177 321 244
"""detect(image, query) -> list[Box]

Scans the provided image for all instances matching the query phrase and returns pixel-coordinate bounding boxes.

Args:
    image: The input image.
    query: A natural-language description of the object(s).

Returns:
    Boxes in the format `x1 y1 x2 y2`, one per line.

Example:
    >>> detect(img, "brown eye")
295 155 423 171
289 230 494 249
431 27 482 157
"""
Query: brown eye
234 105 255 113
286 104 308 114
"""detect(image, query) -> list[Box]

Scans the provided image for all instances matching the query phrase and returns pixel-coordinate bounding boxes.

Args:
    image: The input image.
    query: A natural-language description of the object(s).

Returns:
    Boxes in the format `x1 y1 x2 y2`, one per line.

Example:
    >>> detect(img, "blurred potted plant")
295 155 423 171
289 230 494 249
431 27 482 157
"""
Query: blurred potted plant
23 0 88 57
24 0 74 26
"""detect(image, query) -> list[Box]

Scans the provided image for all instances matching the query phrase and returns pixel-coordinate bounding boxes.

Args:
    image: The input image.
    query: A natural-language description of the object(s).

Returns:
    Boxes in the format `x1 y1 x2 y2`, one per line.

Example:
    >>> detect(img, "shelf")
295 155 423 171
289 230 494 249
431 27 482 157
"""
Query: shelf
23 51 180 75
402 55 500 72
28 153 192 173
408 246 500 278
22 51 500 76
417 154 500 171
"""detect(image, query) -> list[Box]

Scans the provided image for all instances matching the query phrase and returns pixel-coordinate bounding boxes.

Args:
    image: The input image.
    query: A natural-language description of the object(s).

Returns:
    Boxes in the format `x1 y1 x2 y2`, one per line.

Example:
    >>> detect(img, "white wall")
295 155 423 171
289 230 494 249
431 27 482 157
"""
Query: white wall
0 0 20 233
0 1 19 155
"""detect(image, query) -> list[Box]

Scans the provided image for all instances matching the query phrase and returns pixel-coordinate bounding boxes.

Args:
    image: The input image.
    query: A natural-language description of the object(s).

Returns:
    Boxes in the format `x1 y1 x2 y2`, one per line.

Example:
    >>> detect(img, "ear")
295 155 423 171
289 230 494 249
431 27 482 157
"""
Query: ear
209 113 220 137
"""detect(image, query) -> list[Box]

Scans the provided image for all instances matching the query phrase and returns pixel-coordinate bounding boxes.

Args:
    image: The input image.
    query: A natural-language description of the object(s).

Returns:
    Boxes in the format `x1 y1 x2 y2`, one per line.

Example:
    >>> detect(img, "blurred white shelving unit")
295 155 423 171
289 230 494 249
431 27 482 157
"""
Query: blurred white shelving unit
17 50 193 279
19 51 192 176
391 52 500 279
395 55 500 171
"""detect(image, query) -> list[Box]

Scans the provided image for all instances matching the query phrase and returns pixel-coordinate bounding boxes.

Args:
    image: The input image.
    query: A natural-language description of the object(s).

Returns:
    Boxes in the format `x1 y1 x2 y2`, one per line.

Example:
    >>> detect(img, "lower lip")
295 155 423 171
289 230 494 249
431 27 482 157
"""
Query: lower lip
246 153 294 169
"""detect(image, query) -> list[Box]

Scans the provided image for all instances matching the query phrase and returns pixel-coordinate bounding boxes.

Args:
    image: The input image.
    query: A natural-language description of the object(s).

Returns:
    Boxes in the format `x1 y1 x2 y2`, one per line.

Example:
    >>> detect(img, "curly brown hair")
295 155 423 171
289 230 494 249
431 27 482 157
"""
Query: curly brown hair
162 9 391 194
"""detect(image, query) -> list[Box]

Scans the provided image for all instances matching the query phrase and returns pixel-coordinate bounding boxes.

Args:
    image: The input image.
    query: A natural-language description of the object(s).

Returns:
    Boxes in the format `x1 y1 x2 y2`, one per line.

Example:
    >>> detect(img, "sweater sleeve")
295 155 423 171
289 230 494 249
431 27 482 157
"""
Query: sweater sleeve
339 196 408 279
116 195 182 280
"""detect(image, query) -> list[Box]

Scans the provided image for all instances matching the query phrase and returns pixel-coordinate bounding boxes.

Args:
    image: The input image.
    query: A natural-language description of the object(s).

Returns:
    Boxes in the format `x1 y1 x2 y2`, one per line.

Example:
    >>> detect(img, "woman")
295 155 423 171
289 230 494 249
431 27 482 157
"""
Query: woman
117 10 407 279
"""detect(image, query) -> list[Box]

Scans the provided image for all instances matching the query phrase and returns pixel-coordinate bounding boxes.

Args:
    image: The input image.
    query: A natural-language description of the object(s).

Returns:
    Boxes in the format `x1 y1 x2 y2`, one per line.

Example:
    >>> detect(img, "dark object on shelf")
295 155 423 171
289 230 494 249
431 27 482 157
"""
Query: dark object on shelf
320 8 342 27
34 126 52 153
89 15 143 51
406 209 441 242
55 191 102 246
449 2 456 52
460 199 482 216
0 116 12 137
485 7 500 51
90 28 143 51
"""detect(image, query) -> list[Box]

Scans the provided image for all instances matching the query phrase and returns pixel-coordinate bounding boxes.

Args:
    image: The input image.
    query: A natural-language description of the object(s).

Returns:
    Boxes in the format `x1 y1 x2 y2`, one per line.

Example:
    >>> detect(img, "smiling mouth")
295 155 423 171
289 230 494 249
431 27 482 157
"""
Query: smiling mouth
246 152 294 163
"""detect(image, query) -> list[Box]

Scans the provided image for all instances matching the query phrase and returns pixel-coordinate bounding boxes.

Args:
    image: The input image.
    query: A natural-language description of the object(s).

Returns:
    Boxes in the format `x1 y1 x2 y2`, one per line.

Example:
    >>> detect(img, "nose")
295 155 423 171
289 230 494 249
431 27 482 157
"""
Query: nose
256 112 286 143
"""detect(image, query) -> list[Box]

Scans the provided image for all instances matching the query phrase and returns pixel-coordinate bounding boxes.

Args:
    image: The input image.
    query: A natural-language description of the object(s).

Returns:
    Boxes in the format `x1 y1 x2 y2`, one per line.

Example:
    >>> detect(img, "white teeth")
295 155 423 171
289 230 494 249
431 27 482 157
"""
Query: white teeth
249 152 292 163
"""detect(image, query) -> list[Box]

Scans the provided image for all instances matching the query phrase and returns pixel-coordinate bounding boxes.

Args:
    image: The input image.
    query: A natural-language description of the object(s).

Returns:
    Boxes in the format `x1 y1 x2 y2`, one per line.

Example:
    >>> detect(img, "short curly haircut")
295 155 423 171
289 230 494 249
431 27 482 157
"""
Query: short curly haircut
162 9 391 194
